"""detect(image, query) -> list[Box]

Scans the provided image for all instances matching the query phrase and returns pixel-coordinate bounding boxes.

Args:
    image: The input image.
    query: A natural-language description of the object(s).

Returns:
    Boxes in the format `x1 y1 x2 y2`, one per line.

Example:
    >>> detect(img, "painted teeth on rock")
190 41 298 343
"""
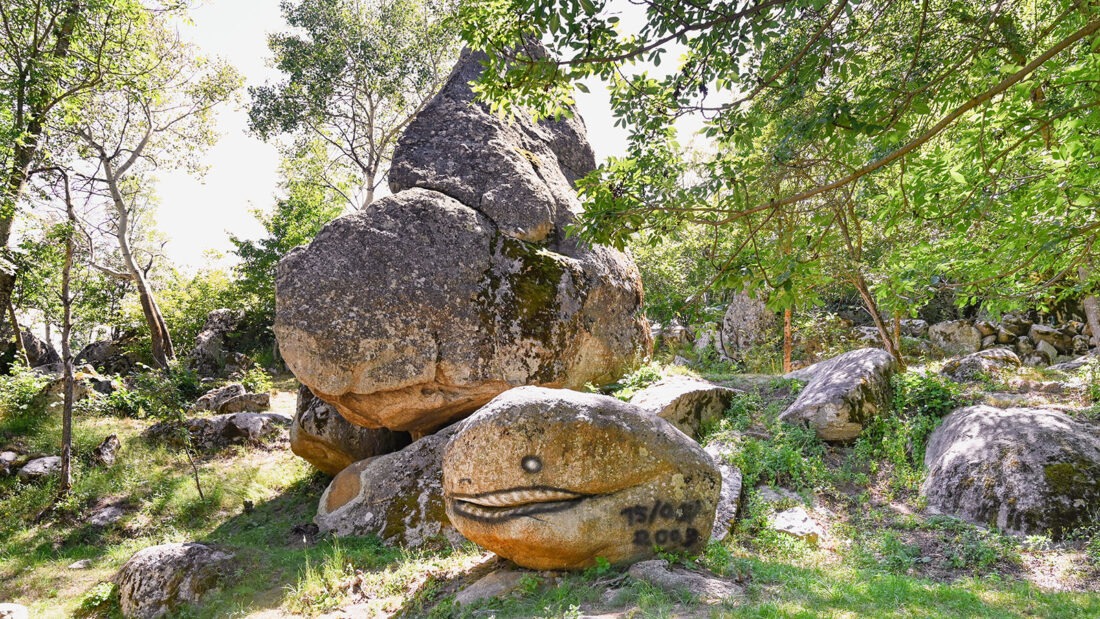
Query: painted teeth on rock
459 488 583 508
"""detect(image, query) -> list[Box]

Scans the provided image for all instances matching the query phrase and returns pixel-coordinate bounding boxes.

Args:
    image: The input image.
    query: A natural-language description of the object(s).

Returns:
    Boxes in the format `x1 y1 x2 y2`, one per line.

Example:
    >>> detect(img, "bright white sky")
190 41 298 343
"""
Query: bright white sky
157 0 684 272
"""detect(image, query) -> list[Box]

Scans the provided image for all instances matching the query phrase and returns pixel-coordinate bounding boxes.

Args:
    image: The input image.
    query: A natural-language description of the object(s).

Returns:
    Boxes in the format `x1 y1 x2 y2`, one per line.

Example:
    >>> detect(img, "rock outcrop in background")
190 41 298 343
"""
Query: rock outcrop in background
275 49 651 435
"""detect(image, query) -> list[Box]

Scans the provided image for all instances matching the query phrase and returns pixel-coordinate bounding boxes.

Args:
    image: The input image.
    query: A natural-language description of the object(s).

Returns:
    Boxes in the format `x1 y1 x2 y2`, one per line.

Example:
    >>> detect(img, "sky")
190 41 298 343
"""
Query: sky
157 0 673 272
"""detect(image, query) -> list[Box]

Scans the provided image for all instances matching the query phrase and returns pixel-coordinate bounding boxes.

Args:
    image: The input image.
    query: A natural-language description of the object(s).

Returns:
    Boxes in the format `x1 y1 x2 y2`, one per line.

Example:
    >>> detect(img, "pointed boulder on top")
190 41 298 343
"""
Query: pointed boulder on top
275 49 651 435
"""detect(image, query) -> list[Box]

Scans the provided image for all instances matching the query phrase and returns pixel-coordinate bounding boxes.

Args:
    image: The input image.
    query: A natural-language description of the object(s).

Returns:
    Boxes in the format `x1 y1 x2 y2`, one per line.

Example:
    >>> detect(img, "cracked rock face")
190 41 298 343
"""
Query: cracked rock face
275 49 650 434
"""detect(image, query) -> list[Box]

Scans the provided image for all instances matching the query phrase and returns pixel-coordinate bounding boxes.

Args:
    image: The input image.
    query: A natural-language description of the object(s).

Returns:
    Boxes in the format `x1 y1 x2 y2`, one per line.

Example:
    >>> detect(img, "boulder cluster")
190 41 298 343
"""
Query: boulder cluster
273 49 702 570
275 48 650 437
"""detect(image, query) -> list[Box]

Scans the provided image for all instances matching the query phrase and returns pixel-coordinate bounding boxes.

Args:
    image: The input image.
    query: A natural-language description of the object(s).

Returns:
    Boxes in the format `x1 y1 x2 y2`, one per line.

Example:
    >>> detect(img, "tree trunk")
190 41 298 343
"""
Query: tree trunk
104 161 175 369
1079 267 1100 349
783 307 793 373
60 174 77 494
7 300 29 367
893 311 903 355
853 273 906 370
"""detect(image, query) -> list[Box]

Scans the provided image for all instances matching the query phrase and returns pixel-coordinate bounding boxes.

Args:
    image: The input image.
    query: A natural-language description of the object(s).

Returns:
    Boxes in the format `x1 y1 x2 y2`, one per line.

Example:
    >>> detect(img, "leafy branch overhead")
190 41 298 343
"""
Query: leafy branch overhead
460 0 1100 323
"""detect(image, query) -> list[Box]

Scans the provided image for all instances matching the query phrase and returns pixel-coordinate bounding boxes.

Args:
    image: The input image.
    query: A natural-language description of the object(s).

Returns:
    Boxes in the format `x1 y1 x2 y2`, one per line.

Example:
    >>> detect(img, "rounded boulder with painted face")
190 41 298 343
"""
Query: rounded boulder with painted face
442 386 721 570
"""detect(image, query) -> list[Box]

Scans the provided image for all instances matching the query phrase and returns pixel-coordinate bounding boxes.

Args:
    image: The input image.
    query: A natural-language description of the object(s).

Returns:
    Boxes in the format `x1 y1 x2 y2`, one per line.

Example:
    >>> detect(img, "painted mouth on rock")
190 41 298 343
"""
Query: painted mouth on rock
450 486 591 523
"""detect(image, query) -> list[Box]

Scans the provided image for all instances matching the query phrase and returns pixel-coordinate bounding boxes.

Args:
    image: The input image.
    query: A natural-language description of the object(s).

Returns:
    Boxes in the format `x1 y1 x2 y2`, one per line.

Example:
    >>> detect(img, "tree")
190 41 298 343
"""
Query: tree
0 1 184 349
66 24 241 369
460 1 1100 352
249 0 461 208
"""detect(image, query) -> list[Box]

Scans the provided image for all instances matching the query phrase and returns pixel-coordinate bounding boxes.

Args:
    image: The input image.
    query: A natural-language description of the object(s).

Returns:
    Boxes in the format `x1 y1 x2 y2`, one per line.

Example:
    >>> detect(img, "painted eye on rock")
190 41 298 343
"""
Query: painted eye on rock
521 455 542 473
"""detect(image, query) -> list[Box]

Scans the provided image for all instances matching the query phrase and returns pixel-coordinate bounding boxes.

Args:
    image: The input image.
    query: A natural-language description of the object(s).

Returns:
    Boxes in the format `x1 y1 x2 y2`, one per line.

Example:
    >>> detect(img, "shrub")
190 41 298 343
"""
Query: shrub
0 364 50 416
851 372 965 494
241 367 273 394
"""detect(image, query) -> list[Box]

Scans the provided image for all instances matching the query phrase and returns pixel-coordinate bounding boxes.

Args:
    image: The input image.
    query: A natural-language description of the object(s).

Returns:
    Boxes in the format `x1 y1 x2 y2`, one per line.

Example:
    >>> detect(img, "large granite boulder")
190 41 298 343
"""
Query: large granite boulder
928 320 982 355
315 424 464 547
275 50 650 434
720 292 775 360
291 385 411 476
922 406 1100 538
778 348 899 441
442 387 721 570
629 376 738 440
114 543 234 618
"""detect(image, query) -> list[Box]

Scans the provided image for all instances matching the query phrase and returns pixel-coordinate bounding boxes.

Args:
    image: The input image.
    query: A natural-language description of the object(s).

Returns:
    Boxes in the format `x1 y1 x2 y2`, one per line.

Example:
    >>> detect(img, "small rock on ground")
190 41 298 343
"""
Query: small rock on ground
453 568 527 606
627 559 743 605
771 507 824 545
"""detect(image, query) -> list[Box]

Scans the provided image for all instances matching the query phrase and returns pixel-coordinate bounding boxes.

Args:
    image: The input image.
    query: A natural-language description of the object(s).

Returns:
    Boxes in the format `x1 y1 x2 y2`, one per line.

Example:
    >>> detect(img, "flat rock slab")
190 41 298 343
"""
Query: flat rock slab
770 507 823 545
922 406 1100 538
630 376 739 440
627 560 743 605
779 348 898 441
443 386 721 570
453 568 527 606
17 456 60 481
114 542 234 619
315 425 465 548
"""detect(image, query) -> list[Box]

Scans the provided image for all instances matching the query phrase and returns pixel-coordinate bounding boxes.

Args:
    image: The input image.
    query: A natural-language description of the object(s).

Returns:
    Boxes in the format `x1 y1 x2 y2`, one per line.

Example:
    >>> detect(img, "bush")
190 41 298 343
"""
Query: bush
90 362 203 419
0 364 50 416
851 372 965 494
241 367 273 394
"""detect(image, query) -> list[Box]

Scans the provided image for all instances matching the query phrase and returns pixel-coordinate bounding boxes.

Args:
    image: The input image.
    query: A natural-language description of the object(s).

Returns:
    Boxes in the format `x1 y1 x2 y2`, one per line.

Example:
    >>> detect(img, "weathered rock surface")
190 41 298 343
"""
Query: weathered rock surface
276 50 649 434
143 413 290 451
1029 324 1073 355
91 434 121 467
0 603 28 619
941 348 1020 382
778 348 898 441
453 568 526 607
217 392 270 414
770 507 823 545
316 424 465 547
721 292 775 360
705 442 744 542
443 387 721 570
20 330 59 368
189 309 243 377
629 376 739 440
75 333 140 375
899 319 929 338
291 385 411 476
928 320 982 355
190 383 246 412
922 406 1100 537
114 542 234 619
627 560 743 605
17 456 60 481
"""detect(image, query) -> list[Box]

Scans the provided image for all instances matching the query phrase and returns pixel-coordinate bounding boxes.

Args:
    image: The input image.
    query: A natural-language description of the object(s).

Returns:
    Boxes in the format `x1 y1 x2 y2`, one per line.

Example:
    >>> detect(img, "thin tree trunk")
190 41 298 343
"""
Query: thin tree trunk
7 300 29 367
853 273 906 370
1079 267 1100 349
103 161 175 368
783 307 793 373
60 173 77 494
893 311 903 355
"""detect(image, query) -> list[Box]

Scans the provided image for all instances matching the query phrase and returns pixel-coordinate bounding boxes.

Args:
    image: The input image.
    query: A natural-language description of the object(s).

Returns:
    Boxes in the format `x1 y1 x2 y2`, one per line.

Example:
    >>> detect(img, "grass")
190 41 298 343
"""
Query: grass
2 362 1099 617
